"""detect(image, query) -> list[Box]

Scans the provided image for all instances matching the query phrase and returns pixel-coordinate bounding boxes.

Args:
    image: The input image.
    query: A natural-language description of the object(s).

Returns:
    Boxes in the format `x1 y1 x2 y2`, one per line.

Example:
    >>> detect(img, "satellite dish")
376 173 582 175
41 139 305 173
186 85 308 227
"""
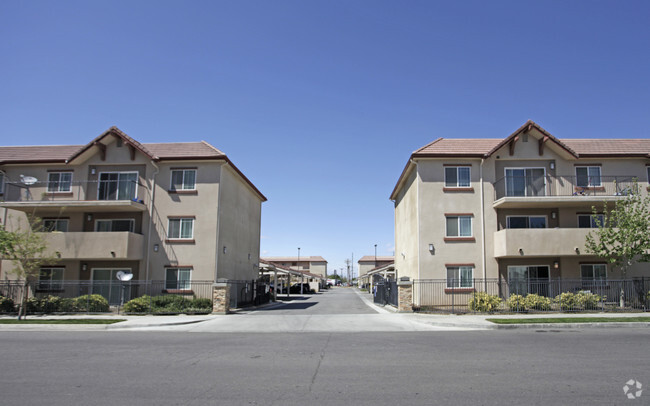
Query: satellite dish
116 271 134 281
20 175 38 185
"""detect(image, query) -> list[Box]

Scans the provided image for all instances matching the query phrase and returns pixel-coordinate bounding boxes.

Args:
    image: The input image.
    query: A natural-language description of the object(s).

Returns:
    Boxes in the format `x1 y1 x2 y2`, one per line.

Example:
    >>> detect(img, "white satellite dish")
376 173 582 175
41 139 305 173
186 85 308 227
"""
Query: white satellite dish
116 271 134 281
20 175 38 185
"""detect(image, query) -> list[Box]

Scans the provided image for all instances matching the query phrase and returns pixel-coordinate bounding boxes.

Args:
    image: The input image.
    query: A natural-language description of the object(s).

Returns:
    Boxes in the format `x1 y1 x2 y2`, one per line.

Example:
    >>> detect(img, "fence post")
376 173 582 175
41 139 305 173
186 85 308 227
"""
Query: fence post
396 277 413 312
212 281 231 314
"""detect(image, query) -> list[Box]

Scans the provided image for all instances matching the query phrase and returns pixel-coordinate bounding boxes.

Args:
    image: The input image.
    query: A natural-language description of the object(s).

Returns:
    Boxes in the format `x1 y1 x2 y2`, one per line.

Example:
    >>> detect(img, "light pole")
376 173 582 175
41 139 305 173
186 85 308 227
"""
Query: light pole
374 244 377 267
298 247 302 294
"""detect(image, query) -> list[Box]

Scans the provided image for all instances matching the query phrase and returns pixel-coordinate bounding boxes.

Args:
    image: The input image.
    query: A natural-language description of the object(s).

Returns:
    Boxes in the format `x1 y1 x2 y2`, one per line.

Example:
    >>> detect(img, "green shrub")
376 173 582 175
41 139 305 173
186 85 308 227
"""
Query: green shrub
0 296 16 313
123 295 151 313
525 294 552 311
191 298 212 310
507 294 527 311
468 292 502 312
555 292 578 310
576 291 601 310
74 294 109 312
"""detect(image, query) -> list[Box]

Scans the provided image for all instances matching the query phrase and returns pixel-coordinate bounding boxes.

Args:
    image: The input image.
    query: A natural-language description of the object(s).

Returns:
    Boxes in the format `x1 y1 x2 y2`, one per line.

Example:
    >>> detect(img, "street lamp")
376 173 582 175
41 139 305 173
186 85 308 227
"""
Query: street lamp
374 244 377 267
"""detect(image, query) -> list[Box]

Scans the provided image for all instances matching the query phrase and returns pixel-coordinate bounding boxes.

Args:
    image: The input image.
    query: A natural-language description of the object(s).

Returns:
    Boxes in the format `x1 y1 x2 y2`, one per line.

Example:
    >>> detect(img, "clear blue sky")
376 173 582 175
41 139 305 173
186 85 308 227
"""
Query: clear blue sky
2 1 649 276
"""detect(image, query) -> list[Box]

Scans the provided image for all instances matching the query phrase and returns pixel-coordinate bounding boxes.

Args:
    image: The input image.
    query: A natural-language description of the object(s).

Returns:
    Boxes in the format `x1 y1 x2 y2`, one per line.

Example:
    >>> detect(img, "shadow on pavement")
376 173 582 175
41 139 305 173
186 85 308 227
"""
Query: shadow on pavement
257 302 317 311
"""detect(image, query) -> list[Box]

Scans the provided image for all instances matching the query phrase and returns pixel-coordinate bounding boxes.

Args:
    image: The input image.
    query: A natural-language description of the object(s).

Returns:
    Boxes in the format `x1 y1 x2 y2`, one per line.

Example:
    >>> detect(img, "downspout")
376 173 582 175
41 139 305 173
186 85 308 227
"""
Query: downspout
414 159 420 282
144 161 159 283
480 158 487 289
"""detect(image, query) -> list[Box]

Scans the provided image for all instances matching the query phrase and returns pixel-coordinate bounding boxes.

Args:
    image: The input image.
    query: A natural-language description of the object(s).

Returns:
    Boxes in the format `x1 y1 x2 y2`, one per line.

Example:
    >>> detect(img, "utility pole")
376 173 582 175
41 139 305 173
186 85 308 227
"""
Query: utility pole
344 259 351 285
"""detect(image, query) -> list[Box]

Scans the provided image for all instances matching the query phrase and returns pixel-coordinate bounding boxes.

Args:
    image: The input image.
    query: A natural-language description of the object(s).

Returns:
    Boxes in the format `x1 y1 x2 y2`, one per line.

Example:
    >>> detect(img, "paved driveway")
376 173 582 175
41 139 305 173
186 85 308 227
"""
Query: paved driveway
252 287 379 315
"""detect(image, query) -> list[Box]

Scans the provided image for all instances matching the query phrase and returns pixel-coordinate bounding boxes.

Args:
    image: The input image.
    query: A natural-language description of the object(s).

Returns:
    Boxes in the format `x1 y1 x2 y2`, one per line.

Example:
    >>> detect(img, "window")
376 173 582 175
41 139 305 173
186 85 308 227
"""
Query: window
444 167 470 188
168 218 194 239
578 214 605 228
39 267 64 290
505 168 546 197
43 219 69 232
447 266 473 288
166 268 191 290
506 216 546 229
95 219 135 232
47 172 72 193
581 264 606 284
171 169 196 191
98 172 138 201
446 215 472 237
0 172 4 194
647 167 650 184
576 166 601 187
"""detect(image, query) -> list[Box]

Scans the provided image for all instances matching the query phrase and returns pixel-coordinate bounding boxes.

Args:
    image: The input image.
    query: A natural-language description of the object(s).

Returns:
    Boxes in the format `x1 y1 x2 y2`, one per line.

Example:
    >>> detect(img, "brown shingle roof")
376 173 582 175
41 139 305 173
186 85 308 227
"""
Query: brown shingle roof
563 139 650 157
415 138 502 156
261 256 328 263
144 141 225 159
0 145 83 163
358 256 394 262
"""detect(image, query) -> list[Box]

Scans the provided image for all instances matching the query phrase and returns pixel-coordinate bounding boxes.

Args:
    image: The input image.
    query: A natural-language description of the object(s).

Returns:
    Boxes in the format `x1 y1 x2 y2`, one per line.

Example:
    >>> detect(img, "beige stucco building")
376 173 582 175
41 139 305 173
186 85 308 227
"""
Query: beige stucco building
391 120 650 291
260 256 328 278
357 256 394 280
0 127 266 302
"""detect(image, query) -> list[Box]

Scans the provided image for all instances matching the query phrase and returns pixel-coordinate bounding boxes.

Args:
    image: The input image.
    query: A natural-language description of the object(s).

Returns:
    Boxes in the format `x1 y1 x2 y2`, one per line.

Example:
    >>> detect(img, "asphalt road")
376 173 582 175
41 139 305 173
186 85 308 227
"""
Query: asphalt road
1 328 648 405
255 287 379 315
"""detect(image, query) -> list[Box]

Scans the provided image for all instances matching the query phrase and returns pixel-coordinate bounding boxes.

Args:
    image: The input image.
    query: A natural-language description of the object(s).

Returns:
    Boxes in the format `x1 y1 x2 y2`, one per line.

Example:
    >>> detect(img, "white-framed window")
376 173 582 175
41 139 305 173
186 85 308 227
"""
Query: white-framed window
581 264 607 283
446 266 473 288
166 268 192 290
170 169 196 191
446 215 472 237
504 168 546 197
95 219 135 232
167 218 194 239
47 172 72 193
444 166 470 188
576 166 601 187
98 172 138 201
39 267 64 290
506 216 547 229
43 219 69 232
578 214 605 228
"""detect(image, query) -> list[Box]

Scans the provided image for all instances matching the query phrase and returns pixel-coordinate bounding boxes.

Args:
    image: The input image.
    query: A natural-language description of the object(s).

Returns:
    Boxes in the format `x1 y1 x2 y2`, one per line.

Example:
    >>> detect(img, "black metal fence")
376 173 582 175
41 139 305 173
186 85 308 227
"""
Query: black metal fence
0 279 271 314
413 278 650 314
373 280 398 307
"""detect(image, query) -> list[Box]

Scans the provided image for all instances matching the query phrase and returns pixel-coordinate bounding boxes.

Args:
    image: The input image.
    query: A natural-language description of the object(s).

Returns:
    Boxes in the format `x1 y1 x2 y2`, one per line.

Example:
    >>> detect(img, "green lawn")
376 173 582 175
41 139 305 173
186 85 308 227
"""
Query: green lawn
487 317 650 325
0 319 126 325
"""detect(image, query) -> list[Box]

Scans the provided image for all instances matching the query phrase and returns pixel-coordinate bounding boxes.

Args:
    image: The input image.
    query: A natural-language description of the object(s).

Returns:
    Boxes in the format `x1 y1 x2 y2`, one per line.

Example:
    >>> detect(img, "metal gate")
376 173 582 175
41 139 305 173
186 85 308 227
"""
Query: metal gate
373 279 398 307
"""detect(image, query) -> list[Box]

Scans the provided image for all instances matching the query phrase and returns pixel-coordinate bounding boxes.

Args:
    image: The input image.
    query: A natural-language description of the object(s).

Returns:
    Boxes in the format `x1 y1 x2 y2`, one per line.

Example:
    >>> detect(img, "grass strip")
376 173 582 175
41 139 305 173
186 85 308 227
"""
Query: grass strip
487 317 650 325
0 319 126 325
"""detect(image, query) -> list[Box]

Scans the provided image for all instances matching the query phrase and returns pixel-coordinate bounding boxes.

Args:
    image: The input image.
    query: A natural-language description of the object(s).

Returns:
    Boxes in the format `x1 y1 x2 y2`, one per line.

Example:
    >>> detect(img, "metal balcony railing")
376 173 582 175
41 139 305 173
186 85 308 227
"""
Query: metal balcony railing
493 175 639 201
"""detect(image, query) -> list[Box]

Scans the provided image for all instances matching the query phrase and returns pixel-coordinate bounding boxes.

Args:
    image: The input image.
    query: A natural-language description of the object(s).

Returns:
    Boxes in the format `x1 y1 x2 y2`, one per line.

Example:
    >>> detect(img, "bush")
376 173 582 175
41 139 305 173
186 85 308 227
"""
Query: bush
123 295 151 313
525 294 552 311
74 294 109 312
507 294 527 312
576 291 601 310
191 298 212 310
555 292 578 310
0 296 16 313
468 292 502 312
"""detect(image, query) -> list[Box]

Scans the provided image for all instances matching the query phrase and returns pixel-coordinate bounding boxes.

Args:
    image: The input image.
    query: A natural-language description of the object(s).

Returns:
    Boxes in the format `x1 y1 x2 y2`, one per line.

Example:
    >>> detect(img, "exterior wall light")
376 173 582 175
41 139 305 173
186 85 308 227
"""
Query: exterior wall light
553 261 559 269
153 244 159 252
428 244 435 254
518 248 524 255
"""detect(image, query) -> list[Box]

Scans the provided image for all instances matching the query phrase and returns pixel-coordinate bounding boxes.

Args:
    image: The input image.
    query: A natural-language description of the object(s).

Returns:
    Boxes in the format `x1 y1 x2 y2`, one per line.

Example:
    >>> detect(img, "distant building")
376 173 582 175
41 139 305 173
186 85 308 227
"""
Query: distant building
260 256 328 278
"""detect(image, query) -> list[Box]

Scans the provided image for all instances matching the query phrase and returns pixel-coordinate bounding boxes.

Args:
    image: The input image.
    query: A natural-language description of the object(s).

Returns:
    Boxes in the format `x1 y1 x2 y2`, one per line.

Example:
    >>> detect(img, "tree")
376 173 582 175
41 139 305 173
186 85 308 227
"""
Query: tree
3 217 59 319
0 225 17 257
585 183 650 307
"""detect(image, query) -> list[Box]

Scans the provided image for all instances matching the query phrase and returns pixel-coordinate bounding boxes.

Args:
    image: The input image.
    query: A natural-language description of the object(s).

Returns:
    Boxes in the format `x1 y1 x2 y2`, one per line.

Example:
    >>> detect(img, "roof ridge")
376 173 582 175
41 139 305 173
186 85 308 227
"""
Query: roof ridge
200 140 225 155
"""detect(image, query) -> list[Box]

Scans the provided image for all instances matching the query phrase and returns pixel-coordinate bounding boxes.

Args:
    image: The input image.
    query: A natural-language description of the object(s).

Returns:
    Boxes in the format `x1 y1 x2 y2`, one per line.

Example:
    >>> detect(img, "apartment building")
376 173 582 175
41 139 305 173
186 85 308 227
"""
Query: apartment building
390 120 650 293
0 127 266 302
260 256 328 278
357 255 394 279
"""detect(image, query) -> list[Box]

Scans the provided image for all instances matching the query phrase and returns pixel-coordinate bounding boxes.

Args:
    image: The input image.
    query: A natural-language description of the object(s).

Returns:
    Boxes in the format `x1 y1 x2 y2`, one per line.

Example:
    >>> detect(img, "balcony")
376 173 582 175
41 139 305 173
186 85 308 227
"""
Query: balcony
41 232 144 260
1 180 148 213
493 228 595 258
492 175 638 208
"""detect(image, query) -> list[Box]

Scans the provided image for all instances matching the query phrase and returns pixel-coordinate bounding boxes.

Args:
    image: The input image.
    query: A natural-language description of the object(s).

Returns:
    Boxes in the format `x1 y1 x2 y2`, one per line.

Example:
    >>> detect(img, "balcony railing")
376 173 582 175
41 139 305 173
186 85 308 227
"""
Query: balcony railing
493 175 638 201
1 180 149 206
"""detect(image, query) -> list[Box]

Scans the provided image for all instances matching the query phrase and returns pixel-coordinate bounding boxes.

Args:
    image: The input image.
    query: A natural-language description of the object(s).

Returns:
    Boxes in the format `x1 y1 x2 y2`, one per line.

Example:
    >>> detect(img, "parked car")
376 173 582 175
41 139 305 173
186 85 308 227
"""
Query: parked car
289 283 312 294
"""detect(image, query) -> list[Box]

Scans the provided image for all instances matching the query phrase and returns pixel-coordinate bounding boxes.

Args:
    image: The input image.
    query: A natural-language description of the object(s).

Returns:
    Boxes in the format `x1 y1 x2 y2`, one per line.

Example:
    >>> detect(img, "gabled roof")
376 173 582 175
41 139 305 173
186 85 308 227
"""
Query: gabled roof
0 145 82 164
66 126 158 163
390 120 650 200
261 256 328 263
358 256 394 263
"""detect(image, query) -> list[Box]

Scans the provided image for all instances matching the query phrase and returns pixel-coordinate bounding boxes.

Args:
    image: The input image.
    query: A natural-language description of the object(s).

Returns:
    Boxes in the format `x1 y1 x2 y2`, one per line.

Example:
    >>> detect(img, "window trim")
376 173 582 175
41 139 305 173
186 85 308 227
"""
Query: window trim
170 169 197 192
446 265 474 289
97 171 139 201
580 263 607 285
445 214 474 240
165 267 193 291
575 165 602 187
444 166 471 189
47 171 73 193
166 217 195 241
94 218 135 233
506 215 548 229
38 267 65 291
42 218 69 232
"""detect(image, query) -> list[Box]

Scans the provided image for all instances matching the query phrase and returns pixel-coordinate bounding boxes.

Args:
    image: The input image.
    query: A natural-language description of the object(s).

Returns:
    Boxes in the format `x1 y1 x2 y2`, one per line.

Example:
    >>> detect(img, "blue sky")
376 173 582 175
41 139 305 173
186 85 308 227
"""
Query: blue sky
2 0 649 276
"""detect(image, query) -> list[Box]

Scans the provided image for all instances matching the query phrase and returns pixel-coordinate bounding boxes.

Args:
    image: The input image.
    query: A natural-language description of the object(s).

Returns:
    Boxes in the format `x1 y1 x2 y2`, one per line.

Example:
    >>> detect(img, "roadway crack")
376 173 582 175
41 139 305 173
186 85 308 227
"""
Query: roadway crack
309 333 331 392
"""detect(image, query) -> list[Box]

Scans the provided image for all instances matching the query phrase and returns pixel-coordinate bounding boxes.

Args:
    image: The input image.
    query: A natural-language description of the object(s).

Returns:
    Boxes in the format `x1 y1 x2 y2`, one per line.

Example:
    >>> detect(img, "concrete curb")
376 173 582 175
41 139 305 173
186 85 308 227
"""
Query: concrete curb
490 322 650 330
106 319 209 330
